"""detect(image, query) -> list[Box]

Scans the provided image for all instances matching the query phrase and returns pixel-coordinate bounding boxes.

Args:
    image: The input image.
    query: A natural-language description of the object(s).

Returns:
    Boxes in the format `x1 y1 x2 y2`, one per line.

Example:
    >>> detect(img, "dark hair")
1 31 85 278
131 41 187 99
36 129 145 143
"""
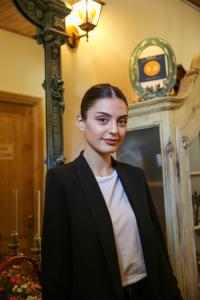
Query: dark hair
80 83 128 120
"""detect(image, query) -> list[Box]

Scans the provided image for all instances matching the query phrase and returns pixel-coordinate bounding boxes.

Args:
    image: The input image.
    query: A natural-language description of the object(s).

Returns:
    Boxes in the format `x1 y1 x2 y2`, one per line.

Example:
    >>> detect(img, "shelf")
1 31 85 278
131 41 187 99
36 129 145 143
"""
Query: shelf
148 181 163 187
194 224 200 231
190 171 200 177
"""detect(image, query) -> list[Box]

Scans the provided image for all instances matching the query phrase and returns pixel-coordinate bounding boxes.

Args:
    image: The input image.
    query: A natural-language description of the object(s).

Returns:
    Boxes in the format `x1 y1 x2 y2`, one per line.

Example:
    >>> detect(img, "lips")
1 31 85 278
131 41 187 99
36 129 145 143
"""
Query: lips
103 139 118 145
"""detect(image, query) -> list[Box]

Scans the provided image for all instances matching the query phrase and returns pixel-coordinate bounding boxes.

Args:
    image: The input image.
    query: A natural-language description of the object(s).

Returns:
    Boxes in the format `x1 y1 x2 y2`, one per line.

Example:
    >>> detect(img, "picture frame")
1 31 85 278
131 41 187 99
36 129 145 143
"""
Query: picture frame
129 37 177 100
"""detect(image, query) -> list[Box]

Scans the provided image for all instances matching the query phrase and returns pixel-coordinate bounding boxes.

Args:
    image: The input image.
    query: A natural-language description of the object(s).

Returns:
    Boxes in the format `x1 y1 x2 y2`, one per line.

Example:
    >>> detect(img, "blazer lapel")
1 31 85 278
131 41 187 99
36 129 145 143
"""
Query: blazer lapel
74 153 124 300
113 159 145 221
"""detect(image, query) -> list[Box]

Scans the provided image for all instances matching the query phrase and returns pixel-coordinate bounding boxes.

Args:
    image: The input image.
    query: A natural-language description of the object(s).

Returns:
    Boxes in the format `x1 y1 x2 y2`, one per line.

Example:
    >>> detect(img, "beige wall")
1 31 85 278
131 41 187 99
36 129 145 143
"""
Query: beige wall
62 0 200 161
0 29 44 97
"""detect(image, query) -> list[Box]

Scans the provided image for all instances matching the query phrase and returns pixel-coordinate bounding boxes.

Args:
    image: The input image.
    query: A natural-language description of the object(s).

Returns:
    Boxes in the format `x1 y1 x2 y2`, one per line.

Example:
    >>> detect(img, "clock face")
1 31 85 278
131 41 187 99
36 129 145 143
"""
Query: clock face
143 60 161 77
129 37 177 101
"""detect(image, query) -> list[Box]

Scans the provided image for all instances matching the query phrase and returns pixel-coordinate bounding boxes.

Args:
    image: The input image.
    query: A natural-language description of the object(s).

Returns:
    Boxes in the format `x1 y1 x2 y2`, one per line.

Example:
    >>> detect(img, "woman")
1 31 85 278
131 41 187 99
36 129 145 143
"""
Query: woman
41 83 182 300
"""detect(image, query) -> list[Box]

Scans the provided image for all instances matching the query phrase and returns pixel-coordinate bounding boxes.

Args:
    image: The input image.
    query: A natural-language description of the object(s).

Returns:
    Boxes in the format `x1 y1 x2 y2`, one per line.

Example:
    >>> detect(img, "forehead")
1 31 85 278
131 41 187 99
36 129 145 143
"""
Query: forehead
89 97 128 114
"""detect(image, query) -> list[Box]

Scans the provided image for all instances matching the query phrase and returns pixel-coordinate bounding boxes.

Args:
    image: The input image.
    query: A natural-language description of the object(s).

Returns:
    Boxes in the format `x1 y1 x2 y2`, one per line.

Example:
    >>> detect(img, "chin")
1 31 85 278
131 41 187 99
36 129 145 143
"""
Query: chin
109 149 117 154
103 147 118 154
92 144 120 155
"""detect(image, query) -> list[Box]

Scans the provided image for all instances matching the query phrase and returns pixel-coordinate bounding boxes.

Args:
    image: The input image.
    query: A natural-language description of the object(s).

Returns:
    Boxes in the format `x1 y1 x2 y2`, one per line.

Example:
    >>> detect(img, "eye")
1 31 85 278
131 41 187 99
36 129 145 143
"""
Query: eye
97 117 108 125
118 118 127 127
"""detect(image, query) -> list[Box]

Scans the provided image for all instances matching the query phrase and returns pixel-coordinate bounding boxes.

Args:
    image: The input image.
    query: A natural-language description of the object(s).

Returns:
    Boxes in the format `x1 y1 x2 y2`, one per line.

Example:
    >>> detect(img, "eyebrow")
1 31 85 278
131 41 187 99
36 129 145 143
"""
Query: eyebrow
96 112 128 118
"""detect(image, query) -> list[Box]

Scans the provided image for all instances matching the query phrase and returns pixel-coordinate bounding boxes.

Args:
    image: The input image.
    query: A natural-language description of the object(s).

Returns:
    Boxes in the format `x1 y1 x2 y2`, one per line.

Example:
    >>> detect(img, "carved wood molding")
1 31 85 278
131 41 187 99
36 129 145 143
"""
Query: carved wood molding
166 139 175 157
12 0 70 169
12 0 69 29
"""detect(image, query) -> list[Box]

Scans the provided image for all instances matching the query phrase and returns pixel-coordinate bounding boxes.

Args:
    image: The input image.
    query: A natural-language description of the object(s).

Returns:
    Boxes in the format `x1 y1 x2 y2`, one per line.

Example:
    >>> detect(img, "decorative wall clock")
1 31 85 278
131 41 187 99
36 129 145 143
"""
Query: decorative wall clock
129 37 177 100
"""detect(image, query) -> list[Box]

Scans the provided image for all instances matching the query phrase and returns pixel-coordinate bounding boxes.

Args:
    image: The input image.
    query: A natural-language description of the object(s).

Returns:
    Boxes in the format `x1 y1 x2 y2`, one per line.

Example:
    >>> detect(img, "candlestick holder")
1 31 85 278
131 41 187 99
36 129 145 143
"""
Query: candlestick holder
30 234 41 264
8 231 20 256
30 190 42 264
8 189 20 256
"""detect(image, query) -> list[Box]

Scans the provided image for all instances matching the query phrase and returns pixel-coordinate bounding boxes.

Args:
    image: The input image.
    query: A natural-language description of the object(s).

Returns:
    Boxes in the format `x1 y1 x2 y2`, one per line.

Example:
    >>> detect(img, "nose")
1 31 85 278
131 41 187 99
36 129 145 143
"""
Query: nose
109 120 119 135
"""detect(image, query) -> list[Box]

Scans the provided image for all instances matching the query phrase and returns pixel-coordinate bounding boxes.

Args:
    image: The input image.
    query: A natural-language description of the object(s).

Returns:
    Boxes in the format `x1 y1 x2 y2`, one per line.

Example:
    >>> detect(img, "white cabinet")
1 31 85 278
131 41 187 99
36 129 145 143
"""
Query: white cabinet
189 135 200 290
117 65 200 299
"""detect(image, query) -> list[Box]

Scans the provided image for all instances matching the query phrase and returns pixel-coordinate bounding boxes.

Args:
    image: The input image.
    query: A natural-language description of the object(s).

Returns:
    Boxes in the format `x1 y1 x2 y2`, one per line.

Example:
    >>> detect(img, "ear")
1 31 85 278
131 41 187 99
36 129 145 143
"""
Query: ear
76 113 85 132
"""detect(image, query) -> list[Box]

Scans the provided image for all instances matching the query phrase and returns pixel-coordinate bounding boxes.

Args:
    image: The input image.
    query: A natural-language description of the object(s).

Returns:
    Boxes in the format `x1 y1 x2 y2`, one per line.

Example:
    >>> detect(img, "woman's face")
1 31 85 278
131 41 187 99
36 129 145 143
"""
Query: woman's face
77 97 128 156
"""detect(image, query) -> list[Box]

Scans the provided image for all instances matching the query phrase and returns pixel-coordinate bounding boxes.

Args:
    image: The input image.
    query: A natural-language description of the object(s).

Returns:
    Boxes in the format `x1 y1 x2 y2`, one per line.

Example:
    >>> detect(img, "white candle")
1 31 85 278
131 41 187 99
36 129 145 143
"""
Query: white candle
11 189 18 232
35 190 41 236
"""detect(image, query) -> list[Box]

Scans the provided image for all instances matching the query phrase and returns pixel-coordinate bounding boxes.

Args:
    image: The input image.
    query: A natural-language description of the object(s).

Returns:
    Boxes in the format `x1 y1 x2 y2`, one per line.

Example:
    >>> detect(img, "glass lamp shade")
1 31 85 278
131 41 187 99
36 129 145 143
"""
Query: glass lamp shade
72 0 104 32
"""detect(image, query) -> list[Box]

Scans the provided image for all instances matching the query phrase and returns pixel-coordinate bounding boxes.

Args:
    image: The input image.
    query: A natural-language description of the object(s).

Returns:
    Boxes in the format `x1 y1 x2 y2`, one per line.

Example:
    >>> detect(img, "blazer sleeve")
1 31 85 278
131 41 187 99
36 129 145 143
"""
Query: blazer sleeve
142 171 183 299
41 168 72 300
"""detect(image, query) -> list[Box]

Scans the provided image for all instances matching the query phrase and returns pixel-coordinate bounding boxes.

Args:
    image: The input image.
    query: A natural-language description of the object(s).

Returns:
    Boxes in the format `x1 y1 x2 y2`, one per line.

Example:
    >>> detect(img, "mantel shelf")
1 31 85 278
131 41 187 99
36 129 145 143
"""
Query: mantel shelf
128 95 186 117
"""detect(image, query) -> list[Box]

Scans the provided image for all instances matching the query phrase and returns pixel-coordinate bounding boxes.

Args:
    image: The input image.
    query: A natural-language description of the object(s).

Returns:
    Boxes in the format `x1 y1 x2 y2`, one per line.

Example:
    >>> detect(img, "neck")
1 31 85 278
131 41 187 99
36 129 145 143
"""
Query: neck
83 147 114 177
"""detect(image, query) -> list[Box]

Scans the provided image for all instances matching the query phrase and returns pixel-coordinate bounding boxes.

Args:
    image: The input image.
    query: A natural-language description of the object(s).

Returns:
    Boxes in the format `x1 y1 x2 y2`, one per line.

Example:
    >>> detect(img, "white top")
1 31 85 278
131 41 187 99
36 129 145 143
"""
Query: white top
95 170 147 286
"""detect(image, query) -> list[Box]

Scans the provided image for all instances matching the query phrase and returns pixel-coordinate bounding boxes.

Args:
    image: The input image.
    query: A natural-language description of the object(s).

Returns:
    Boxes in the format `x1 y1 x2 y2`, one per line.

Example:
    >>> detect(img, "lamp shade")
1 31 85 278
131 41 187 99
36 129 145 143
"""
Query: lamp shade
72 0 104 32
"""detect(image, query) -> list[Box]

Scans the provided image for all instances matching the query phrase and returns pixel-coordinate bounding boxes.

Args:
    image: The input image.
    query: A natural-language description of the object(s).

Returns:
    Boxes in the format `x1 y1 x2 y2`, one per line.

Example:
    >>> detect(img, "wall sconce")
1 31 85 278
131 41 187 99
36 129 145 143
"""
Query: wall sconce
65 0 105 48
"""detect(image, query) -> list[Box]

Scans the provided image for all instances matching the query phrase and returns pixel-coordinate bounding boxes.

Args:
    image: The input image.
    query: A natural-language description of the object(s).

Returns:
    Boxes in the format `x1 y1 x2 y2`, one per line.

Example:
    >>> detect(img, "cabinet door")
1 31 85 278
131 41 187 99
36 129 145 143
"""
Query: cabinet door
117 126 166 238
189 132 200 289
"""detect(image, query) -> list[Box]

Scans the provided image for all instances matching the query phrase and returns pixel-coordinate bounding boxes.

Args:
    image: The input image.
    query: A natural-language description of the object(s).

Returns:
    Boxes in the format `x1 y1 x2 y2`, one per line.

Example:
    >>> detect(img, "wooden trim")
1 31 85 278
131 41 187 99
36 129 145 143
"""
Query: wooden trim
181 0 200 12
0 90 41 106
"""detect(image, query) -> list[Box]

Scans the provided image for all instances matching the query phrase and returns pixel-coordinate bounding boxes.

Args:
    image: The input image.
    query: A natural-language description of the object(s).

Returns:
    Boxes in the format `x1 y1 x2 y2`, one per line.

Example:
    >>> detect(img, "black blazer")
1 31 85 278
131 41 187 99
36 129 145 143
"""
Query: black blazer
41 152 182 300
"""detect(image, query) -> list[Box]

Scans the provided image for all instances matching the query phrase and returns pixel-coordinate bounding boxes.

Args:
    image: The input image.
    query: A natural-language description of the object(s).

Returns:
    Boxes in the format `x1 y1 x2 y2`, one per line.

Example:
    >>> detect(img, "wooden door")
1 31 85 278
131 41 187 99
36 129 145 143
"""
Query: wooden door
0 92 44 258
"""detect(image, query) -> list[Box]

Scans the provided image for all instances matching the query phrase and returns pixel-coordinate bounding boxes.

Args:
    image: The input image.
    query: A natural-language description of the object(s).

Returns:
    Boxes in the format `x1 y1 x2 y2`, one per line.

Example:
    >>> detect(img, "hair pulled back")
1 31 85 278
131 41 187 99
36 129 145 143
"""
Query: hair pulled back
80 83 128 120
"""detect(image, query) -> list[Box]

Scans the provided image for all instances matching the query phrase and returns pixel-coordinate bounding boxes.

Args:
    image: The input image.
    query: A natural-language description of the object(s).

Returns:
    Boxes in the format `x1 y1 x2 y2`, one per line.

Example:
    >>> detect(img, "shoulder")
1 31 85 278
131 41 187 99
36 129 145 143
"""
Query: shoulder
48 152 84 175
51 160 75 174
46 161 74 176
46 157 79 185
